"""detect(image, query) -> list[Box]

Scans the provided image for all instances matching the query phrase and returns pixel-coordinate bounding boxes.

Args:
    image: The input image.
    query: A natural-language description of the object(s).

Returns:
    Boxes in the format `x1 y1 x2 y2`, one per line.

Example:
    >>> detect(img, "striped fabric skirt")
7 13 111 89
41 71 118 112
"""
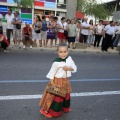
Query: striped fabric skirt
39 77 72 117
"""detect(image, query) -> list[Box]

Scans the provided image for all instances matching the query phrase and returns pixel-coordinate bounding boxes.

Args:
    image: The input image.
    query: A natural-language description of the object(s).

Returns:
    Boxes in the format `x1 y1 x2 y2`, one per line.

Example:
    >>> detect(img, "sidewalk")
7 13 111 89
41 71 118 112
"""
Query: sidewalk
8 41 119 54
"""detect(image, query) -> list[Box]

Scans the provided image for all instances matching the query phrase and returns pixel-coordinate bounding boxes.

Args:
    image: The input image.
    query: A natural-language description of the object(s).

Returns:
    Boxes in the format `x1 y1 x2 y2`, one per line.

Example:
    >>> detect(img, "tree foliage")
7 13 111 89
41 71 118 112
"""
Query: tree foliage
14 0 34 9
77 0 114 20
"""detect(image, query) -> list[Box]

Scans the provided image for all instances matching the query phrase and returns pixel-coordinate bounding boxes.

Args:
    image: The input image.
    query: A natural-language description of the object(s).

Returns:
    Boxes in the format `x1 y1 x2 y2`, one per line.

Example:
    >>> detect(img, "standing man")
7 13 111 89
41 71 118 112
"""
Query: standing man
79 17 90 44
0 14 3 31
102 21 115 52
11 11 22 48
5 8 14 44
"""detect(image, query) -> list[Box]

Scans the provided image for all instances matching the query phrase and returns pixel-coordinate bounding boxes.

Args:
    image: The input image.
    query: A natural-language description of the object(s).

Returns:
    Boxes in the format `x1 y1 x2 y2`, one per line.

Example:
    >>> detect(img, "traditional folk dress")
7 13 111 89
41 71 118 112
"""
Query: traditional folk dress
39 56 77 117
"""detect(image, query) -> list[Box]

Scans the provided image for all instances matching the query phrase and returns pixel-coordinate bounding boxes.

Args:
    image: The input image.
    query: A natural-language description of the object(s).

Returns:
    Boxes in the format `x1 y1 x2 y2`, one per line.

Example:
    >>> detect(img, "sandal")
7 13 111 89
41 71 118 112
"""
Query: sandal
68 108 71 112
63 108 71 112
40 109 52 118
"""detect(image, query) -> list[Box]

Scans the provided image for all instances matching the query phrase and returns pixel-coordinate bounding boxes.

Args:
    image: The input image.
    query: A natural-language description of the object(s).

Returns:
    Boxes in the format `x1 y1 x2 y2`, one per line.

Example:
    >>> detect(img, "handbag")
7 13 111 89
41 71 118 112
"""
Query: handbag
35 29 40 33
64 30 68 37
61 22 68 37
45 83 67 98
16 24 21 29
45 68 68 98
14 18 21 29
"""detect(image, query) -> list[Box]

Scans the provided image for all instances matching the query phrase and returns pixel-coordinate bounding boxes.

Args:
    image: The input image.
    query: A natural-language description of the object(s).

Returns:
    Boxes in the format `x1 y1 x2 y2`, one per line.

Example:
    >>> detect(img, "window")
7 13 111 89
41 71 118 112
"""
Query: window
57 0 67 9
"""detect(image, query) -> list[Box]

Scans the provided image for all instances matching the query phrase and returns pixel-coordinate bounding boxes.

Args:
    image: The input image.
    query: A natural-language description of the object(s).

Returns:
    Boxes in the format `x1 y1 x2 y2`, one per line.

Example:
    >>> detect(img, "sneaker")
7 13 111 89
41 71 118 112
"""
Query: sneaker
30 46 32 49
40 110 52 118
4 50 6 52
19 45 21 49
23 45 26 49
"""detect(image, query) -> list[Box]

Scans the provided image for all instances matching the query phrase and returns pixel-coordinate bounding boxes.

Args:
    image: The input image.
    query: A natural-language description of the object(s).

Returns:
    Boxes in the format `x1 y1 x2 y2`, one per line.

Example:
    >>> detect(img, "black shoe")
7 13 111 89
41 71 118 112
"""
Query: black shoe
73 47 75 49
68 46 70 48
101 49 104 52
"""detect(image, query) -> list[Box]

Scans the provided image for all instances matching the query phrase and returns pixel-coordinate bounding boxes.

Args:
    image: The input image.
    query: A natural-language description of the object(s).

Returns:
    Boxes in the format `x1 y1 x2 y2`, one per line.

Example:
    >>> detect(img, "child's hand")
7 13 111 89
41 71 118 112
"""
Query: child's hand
62 66 68 71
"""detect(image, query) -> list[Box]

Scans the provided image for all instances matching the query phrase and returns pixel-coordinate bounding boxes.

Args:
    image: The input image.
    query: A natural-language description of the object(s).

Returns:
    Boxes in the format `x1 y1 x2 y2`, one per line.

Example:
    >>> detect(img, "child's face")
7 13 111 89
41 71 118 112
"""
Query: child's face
57 46 68 59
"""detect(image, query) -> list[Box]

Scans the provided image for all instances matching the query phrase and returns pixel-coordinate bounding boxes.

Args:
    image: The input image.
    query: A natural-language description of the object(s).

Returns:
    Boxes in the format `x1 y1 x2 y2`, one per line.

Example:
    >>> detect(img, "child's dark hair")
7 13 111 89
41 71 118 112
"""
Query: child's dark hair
57 43 68 51
0 29 3 34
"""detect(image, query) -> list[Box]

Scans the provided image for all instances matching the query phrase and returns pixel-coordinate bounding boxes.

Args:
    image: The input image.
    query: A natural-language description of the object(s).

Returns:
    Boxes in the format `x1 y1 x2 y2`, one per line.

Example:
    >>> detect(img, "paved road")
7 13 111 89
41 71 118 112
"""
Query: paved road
0 50 120 120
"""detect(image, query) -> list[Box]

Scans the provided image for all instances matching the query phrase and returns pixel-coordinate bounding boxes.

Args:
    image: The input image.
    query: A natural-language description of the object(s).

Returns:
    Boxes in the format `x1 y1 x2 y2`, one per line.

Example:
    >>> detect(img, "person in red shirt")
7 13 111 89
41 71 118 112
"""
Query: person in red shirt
0 29 9 52
22 23 33 49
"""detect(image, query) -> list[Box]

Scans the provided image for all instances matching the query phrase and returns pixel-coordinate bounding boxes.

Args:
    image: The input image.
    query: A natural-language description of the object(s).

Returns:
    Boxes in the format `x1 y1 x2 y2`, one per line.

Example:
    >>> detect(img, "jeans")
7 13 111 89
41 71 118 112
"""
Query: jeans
6 29 13 44
113 34 120 47
87 35 93 46
94 34 102 47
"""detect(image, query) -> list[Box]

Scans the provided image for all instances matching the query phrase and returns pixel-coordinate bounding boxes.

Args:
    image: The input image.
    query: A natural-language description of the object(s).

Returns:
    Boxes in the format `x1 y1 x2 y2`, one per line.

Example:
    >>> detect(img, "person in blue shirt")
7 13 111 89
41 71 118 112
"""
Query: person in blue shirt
41 15 48 47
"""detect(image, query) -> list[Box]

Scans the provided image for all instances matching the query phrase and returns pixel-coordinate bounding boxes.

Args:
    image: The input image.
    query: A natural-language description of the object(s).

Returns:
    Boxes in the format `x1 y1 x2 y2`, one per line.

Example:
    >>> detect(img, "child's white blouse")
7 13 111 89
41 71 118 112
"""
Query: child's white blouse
46 56 77 79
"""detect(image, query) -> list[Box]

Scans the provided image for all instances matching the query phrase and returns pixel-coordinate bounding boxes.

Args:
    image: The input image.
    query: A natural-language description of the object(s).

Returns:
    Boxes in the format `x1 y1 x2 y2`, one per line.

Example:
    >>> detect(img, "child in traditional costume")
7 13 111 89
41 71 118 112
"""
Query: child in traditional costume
0 29 9 52
39 43 77 118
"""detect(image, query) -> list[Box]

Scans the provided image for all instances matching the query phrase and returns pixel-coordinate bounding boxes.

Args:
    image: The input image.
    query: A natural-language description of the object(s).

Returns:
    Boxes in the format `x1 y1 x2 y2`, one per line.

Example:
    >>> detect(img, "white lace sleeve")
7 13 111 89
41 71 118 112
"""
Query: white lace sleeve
67 56 77 73
46 62 58 79
70 58 77 73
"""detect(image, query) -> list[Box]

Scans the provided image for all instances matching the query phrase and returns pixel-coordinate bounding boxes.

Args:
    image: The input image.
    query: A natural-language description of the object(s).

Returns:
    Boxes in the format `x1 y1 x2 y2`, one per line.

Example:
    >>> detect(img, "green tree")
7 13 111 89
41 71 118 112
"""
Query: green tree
14 0 34 9
77 0 114 23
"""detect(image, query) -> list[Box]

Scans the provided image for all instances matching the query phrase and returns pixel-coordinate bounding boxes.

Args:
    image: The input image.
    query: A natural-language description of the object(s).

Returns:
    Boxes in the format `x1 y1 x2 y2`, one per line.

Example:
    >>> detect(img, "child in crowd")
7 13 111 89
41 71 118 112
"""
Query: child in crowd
39 43 77 118
0 29 9 52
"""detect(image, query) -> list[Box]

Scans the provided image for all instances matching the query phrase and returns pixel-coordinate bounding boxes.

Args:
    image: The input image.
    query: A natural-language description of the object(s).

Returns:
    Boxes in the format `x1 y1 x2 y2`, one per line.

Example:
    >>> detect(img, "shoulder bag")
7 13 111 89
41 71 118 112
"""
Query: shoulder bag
45 68 68 98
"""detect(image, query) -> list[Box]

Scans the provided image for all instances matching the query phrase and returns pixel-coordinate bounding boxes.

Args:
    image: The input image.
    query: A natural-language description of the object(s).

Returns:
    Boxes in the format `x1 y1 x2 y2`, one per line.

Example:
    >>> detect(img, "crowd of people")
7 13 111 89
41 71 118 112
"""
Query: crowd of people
0 8 120 52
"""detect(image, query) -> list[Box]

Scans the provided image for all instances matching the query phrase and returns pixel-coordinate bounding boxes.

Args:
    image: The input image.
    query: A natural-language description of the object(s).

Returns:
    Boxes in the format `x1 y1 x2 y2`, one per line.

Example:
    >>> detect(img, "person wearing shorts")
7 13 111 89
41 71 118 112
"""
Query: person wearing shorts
46 16 56 48
58 17 67 43
11 11 22 48
22 23 33 49
32 15 42 47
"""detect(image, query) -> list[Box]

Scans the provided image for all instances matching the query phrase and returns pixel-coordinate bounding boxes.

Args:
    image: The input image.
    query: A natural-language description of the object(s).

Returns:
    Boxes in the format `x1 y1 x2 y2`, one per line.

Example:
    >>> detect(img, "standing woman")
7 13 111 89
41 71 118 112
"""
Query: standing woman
66 19 71 25
32 15 42 47
76 21 81 42
67 19 76 49
46 16 56 48
58 17 67 43
87 19 94 47
94 20 104 48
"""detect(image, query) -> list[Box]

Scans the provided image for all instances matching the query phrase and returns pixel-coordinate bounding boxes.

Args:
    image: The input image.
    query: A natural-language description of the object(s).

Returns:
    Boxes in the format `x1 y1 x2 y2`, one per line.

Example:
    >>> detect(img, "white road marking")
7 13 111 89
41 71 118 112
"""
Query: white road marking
0 78 120 83
0 90 120 100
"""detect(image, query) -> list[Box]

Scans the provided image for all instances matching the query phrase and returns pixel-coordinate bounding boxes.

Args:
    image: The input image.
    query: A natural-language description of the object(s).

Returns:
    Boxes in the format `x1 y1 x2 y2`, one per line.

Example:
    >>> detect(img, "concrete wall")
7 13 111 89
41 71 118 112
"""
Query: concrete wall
66 0 77 19
113 11 120 22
